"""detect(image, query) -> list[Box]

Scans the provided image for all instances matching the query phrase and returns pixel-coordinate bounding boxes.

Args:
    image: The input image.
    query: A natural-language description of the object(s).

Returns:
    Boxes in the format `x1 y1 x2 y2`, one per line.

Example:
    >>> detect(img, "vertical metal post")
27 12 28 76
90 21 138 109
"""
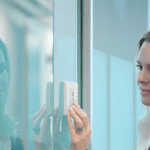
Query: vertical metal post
77 0 82 110
82 0 93 149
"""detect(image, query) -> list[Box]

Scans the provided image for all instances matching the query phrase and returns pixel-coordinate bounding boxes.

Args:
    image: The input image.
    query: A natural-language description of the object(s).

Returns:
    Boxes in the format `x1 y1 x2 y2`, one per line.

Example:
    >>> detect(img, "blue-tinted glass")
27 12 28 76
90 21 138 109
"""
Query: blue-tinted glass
110 55 133 150
54 0 77 149
93 49 107 149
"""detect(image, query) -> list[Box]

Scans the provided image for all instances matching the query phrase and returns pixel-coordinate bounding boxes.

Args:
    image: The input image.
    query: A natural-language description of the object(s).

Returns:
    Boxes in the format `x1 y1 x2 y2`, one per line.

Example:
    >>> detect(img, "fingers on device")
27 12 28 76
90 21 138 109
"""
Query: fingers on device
63 81 78 115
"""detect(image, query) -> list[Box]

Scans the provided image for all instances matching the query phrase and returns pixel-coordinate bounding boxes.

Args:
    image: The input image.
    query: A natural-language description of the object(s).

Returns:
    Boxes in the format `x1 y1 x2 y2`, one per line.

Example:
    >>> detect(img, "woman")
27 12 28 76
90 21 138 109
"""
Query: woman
0 39 24 149
135 31 150 150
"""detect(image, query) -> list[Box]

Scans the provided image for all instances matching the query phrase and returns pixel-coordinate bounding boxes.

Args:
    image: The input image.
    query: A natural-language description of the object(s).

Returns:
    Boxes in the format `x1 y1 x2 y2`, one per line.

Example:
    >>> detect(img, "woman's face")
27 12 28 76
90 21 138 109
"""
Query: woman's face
137 41 150 106
0 48 8 111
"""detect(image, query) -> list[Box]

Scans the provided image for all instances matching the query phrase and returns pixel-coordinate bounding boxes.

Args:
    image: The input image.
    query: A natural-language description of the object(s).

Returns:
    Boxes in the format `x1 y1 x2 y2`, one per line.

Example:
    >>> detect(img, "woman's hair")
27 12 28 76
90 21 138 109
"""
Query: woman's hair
0 39 10 83
137 31 150 54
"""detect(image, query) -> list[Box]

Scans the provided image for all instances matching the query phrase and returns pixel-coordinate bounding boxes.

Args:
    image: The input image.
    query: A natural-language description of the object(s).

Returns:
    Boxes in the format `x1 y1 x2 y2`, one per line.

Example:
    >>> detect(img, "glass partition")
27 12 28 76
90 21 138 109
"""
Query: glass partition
92 0 148 150
0 1 53 149
53 0 80 149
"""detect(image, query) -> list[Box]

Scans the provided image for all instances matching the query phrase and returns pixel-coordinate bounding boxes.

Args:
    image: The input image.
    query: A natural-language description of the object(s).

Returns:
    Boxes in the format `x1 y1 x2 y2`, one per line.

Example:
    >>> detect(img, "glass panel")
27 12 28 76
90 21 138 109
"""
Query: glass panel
110 56 133 150
93 49 107 149
93 0 148 150
0 1 53 150
53 0 78 149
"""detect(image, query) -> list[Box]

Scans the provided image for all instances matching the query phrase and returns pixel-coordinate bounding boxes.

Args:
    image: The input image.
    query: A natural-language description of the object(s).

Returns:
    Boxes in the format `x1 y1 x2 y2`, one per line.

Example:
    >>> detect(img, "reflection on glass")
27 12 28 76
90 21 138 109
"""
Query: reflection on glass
0 39 24 149
0 1 53 150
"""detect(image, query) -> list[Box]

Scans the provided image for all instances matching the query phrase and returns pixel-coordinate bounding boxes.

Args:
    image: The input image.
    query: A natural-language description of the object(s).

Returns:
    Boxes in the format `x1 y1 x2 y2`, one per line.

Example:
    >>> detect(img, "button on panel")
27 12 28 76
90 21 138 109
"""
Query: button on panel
63 81 78 115
70 89 76 106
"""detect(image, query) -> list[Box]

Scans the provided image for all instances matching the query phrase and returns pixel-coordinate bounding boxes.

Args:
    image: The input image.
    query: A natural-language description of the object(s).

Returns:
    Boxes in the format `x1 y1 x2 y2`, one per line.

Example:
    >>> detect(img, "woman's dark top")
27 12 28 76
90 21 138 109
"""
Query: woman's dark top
11 135 24 150
0 113 24 150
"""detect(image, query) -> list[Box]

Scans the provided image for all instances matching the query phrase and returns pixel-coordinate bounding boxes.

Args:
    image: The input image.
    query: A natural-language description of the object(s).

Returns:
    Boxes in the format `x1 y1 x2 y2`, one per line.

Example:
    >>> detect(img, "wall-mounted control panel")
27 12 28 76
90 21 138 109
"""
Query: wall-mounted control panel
63 81 78 115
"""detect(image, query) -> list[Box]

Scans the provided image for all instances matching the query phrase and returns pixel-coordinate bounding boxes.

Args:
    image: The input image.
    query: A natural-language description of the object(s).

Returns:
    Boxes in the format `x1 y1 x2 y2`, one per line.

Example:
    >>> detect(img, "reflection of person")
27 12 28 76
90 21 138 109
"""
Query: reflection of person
0 39 24 149
30 104 52 150
0 39 52 150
